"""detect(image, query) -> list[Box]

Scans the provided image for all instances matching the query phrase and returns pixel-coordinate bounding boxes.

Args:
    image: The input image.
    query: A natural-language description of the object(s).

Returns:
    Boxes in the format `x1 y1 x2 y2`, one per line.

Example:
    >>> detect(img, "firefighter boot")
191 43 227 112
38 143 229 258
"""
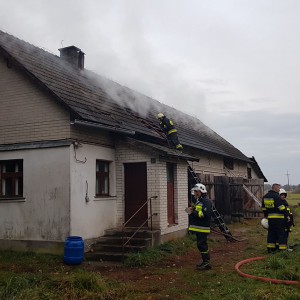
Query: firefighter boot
196 253 211 270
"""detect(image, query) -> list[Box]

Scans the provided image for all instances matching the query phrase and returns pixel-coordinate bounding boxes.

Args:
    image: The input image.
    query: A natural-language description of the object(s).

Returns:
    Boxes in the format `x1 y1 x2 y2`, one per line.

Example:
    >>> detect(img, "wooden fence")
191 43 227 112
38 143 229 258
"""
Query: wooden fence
191 174 264 222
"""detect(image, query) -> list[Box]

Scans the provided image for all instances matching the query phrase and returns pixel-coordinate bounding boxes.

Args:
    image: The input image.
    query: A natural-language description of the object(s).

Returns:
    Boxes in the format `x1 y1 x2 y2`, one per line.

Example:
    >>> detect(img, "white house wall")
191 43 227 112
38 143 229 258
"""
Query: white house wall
69 143 117 240
0 146 70 241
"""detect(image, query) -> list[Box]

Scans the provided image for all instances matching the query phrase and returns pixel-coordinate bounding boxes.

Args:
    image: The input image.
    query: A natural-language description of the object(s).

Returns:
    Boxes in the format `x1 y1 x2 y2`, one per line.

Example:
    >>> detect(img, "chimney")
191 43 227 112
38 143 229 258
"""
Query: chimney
58 46 85 70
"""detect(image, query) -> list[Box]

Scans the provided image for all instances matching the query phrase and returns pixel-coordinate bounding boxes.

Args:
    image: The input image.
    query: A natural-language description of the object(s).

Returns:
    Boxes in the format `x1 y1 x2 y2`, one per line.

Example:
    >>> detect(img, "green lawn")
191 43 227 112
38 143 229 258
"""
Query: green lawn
0 218 300 300
287 193 300 207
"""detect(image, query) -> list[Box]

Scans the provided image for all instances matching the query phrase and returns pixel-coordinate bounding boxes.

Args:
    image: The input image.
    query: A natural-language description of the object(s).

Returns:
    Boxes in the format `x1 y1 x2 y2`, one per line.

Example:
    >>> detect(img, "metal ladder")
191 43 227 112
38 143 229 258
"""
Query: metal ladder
187 162 237 242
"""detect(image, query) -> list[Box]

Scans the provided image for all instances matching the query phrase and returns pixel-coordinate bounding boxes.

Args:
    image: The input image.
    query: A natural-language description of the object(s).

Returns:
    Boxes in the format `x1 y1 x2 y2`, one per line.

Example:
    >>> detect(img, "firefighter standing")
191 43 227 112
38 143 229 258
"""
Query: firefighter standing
186 183 212 270
157 113 183 151
262 183 289 253
279 188 294 247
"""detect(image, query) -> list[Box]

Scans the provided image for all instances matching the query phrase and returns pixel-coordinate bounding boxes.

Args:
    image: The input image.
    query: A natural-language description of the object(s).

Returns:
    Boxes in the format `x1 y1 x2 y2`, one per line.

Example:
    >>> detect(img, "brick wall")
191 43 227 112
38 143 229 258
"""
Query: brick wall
115 138 189 237
0 58 70 144
187 149 248 179
0 58 114 147
70 126 114 147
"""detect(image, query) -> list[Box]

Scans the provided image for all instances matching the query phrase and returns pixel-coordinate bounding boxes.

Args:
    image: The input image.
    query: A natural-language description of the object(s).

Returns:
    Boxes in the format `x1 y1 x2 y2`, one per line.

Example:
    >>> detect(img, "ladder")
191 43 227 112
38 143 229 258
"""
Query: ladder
188 164 199 183
187 162 237 242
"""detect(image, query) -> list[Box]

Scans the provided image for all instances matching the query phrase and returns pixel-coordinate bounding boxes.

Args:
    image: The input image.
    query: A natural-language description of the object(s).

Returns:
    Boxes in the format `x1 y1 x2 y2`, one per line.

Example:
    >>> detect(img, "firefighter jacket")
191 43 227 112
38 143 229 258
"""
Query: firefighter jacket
159 116 178 136
282 199 295 230
188 195 212 234
262 190 288 219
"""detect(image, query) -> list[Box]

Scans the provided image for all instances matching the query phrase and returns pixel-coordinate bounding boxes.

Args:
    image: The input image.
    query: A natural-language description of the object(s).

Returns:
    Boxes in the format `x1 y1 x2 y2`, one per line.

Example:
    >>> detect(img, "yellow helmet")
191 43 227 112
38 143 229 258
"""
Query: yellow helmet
157 113 164 119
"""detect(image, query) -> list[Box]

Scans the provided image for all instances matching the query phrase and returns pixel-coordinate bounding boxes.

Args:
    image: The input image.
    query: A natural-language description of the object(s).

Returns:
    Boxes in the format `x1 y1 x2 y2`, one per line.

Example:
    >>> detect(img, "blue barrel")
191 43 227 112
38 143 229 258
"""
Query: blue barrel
63 236 84 265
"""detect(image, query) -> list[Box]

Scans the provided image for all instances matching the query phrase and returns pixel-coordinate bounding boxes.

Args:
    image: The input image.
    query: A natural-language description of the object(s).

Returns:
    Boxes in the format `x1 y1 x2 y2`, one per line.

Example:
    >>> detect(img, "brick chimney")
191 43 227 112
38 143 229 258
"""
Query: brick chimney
58 46 85 70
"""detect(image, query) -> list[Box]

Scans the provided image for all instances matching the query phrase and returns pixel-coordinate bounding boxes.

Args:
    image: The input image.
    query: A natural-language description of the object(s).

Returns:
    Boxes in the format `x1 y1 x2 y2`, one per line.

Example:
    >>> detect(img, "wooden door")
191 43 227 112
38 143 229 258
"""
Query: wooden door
167 163 175 225
124 162 148 227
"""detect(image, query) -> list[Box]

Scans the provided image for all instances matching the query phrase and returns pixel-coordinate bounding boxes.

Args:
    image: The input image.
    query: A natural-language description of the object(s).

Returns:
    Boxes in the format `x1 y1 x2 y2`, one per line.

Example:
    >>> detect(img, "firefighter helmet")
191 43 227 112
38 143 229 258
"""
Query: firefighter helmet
192 183 207 193
261 218 269 230
157 113 164 119
279 188 287 196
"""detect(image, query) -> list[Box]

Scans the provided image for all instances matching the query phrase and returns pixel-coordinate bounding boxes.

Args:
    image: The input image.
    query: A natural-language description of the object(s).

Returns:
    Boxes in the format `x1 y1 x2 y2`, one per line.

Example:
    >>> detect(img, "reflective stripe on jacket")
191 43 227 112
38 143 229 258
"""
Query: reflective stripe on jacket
189 225 210 233
261 190 287 219
159 116 177 134
167 129 177 135
188 195 212 234
268 213 285 219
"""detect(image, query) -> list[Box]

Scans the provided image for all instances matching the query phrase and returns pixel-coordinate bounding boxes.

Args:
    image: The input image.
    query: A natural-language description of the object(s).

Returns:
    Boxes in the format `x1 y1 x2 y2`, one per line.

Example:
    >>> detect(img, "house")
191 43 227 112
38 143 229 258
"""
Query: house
0 30 266 254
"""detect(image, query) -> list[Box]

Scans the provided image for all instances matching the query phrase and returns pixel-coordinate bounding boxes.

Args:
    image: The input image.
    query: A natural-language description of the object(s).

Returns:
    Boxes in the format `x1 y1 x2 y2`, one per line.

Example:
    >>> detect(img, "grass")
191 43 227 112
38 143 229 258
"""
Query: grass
0 268 132 300
124 234 196 267
0 219 300 299
286 193 300 207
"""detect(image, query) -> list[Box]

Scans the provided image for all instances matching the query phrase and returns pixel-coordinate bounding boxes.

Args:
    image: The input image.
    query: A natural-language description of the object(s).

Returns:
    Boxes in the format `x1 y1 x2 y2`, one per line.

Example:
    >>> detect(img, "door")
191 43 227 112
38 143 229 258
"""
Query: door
124 162 148 227
167 163 175 225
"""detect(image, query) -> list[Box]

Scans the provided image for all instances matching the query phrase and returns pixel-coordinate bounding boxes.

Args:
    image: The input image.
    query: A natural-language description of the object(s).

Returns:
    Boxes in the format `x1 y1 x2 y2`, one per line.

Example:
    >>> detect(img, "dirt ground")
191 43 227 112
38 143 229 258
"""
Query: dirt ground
83 219 259 286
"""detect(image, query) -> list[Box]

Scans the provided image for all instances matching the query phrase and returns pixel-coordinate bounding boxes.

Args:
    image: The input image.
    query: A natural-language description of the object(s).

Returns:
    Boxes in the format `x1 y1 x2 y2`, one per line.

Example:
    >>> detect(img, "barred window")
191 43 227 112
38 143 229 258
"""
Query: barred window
0 159 23 198
96 160 109 196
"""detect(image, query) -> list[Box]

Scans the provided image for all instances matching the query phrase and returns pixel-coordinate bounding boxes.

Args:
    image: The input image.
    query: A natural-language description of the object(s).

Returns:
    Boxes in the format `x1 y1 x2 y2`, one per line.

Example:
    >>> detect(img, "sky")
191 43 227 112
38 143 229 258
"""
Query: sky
1 0 300 185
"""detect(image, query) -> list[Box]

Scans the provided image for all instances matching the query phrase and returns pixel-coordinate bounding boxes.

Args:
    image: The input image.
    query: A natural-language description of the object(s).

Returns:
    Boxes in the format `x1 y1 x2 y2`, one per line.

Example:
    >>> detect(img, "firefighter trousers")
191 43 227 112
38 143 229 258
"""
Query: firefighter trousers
196 232 210 261
267 218 287 251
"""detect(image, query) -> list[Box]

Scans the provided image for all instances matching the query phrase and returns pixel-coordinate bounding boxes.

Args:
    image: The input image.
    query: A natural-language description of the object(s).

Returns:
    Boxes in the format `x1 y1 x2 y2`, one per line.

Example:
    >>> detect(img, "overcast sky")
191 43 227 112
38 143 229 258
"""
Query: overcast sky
1 0 300 185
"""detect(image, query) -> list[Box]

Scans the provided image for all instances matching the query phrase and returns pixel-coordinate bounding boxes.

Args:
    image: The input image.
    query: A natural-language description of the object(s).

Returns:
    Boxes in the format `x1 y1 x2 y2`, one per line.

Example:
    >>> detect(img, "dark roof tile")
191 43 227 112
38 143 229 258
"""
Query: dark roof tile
0 30 251 162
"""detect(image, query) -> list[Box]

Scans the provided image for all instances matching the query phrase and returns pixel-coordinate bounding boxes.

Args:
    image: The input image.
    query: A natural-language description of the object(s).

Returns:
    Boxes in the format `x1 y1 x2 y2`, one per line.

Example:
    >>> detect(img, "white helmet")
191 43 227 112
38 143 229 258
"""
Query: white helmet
279 188 287 196
192 183 207 193
157 113 164 119
261 218 269 230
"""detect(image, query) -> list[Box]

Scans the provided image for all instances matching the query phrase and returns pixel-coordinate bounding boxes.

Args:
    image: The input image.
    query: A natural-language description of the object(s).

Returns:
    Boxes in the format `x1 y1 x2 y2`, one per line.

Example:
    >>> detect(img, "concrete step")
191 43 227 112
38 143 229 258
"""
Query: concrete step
93 236 152 247
91 243 147 253
86 228 161 262
104 228 158 238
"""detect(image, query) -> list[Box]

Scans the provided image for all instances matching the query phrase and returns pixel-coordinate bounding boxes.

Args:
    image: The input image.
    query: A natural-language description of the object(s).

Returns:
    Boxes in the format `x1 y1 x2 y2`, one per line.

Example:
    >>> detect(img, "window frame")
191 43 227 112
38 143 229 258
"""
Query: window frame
247 167 252 179
0 159 24 199
223 157 234 170
95 160 110 197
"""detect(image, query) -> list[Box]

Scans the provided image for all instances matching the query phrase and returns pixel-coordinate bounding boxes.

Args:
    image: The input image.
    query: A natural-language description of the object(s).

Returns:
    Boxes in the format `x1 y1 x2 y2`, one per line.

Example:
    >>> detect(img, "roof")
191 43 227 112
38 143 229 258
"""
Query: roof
0 30 252 163
133 139 199 162
249 156 268 182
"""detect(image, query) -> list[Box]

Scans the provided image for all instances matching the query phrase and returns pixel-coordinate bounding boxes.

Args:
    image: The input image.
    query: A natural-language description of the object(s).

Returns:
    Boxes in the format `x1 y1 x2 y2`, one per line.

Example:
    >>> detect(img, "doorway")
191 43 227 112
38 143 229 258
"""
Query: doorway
167 163 175 225
124 162 148 227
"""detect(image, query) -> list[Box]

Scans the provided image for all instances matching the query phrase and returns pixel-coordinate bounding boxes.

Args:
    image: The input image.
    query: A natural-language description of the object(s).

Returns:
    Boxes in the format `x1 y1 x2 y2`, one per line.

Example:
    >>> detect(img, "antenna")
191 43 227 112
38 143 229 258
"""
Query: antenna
286 170 290 189
61 40 64 48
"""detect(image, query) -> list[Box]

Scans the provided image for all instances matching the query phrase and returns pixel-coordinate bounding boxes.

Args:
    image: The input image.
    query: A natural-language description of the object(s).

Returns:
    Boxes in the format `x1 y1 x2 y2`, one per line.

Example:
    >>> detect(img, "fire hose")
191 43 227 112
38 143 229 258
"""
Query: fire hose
235 256 299 285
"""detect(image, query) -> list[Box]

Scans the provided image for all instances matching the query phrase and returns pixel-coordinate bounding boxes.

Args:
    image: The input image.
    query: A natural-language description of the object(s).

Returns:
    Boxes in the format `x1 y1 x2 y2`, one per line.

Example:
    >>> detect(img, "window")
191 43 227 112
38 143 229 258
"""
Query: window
96 160 109 196
223 157 234 170
0 159 23 198
247 167 252 179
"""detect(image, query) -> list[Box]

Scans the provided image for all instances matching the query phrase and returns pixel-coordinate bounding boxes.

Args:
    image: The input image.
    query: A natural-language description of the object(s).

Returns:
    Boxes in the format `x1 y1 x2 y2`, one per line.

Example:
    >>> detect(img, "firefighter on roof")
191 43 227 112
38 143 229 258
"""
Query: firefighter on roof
157 113 183 151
